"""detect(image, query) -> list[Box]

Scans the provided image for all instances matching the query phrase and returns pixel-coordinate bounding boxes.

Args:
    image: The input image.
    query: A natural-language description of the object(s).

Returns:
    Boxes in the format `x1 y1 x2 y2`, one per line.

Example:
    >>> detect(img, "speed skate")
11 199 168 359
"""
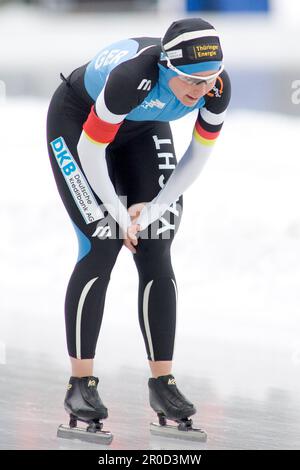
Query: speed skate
150 413 207 442
148 374 207 442
57 416 113 445
57 375 113 445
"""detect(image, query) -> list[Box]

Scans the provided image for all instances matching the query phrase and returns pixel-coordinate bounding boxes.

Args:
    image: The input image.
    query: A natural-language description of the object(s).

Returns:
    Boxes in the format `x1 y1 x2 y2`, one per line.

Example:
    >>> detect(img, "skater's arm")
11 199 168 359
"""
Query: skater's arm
77 140 131 234
135 70 231 231
77 93 131 234
77 53 158 234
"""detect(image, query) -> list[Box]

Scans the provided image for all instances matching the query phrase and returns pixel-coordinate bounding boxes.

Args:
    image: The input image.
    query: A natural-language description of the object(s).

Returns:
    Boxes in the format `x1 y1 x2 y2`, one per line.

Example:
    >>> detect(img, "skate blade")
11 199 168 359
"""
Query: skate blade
57 424 113 445
150 422 207 442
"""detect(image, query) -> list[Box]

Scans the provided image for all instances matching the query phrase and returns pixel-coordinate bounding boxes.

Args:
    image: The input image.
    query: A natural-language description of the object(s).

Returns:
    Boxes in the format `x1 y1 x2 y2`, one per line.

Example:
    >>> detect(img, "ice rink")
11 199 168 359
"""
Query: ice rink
0 2 300 450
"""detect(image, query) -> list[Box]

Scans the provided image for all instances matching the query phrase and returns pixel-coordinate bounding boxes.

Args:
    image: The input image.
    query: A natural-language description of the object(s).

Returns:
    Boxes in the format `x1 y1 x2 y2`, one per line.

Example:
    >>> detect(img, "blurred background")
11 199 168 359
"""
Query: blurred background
0 0 300 450
1 0 300 115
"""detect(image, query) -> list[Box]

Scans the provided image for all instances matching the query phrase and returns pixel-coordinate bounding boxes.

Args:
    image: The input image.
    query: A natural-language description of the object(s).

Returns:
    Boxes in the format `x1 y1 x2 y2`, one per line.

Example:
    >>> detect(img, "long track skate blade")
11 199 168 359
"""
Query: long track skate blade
150 422 207 442
57 424 113 445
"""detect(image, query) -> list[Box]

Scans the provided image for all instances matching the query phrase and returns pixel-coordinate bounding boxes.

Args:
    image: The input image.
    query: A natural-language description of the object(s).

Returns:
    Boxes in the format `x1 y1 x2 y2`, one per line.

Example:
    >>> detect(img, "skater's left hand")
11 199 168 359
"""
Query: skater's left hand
123 203 146 254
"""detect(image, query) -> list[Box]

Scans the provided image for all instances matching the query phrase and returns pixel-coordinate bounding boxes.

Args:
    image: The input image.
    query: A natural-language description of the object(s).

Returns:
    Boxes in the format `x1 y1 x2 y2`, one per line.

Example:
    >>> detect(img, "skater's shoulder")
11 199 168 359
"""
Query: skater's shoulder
129 37 162 56
114 37 161 79
203 68 231 114
104 39 160 100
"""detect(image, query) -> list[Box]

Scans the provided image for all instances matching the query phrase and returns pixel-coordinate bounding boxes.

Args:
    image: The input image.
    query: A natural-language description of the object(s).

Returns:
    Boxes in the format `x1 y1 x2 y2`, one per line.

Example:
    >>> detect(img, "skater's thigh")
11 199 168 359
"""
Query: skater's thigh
47 85 89 231
111 121 178 206
47 84 123 259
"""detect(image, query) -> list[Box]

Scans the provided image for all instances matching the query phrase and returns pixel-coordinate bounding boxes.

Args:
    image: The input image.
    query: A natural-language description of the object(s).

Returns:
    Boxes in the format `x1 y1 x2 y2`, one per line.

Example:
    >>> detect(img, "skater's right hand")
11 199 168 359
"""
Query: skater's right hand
123 202 146 254
123 223 141 254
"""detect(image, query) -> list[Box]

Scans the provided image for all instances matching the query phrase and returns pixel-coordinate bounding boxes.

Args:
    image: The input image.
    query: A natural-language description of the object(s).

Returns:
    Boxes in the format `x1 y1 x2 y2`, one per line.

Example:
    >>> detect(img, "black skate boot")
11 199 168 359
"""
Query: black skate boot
57 376 113 445
148 374 207 442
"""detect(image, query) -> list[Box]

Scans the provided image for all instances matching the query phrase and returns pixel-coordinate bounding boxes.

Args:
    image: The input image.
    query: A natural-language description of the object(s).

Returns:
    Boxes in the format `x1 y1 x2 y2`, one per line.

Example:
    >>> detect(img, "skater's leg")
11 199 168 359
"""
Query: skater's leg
47 82 123 364
117 122 207 440
48 81 121 442
70 357 94 377
113 120 183 369
148 360 173 378
134 238 181 367
63 232 121 361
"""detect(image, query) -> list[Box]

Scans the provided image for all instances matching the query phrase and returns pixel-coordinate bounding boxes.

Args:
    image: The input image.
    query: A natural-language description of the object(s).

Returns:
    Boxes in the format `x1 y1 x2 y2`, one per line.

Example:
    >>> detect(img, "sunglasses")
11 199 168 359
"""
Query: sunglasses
161 42 224 86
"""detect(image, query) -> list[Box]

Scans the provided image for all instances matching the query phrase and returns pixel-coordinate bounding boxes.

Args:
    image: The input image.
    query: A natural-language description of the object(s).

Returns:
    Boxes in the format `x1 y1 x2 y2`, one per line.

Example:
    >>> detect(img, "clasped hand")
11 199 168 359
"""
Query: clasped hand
123 202 146 254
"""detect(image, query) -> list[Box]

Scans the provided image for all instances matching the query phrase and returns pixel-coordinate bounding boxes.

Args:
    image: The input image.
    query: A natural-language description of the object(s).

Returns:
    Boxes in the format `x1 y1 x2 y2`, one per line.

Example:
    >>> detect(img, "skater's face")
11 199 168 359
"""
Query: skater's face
168 70 217 107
